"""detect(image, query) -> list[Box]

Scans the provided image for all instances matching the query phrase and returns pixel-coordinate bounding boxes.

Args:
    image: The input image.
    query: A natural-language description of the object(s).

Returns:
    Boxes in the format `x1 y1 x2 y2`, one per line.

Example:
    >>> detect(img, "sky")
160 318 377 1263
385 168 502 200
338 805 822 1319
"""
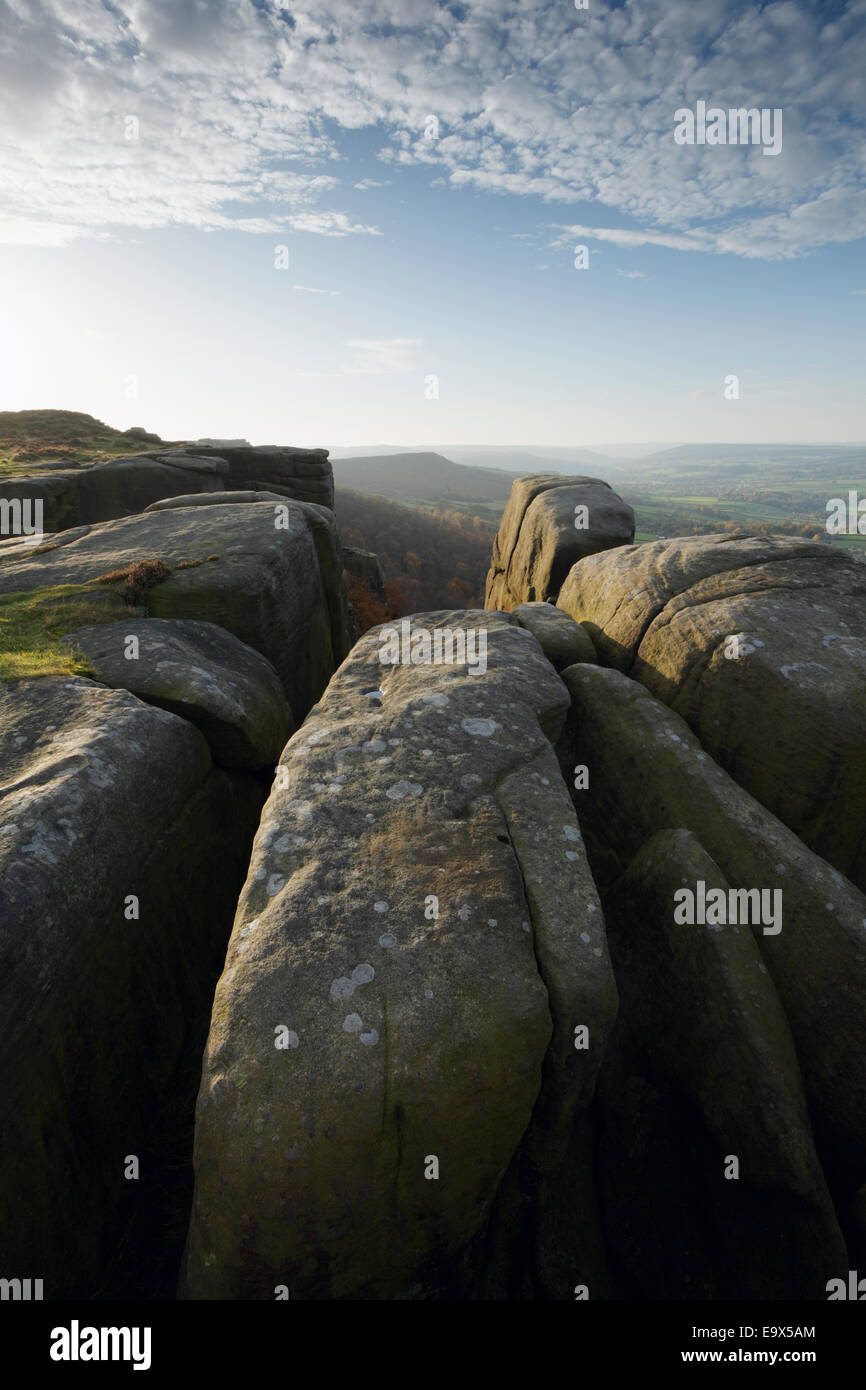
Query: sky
0 0 864 449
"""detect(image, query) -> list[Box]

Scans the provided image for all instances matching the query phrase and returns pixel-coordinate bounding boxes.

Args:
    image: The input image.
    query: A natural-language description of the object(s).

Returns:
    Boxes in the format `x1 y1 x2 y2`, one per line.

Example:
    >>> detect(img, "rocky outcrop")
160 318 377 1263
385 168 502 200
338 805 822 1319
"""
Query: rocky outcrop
344 546 387 605
65 619 291 769
0 454 226 532
0 677 266 1297
182 611 617 1299
190 445 334 511
5 450 864 1304
0 499 350 726
511 601 597 670
0 444 334 532
556 533 866 890
556 664 866 1229
484 475 634 611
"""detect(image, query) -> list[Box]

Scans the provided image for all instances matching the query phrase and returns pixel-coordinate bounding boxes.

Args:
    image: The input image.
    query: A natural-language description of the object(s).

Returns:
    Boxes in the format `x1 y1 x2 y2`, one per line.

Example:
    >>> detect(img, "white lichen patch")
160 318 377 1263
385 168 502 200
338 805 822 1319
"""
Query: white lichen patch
385 780 423 799
461 717 501 737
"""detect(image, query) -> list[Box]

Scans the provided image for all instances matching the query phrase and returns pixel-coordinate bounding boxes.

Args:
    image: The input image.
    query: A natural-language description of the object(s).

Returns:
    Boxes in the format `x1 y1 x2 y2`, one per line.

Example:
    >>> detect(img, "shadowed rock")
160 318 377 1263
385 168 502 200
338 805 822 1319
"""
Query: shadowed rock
344 546 387 604
512 601 597 670
597 827 846 1299
0 677 265 1296
0 444 334 530
556 663 866 1194
64 618 291 769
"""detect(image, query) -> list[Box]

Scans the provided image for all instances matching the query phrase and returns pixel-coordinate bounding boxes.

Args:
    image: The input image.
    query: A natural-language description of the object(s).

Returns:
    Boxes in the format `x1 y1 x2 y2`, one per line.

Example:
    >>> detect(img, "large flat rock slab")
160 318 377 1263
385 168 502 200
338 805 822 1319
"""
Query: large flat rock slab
183 610 617 1299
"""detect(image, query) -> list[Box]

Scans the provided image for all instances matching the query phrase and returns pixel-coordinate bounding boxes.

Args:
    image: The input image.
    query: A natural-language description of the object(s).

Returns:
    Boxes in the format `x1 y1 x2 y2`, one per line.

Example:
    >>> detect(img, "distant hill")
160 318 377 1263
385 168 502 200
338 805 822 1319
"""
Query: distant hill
0 410 182 476
334 485 497 611
440 445 628 474
328 444 629 474
331 451 522 505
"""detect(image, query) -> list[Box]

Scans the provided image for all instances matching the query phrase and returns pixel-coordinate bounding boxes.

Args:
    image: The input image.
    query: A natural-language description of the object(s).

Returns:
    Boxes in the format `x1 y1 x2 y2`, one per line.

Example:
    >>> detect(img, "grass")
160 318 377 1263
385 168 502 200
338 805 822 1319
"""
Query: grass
0 554 224 680
0 409 184 477
95 558 172 604
0 583 139 680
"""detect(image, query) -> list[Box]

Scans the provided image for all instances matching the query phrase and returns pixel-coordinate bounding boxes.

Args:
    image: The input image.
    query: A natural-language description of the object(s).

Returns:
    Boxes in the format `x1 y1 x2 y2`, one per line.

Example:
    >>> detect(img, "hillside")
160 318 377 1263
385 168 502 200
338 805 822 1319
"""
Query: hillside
332 451 520 508
332 443 866 553
334 485 496 612
0 410 180 476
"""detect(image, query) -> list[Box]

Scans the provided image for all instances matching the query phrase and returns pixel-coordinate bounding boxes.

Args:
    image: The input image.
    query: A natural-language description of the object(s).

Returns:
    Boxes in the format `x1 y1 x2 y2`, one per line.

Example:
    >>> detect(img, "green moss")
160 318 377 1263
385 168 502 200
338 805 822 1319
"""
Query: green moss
0 582 139 680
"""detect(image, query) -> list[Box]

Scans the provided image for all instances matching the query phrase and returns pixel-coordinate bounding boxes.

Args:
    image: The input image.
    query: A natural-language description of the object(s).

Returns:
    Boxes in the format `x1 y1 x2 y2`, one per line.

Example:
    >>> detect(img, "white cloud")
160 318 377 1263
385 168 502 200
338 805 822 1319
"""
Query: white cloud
293 284 341 294
0 0 863 258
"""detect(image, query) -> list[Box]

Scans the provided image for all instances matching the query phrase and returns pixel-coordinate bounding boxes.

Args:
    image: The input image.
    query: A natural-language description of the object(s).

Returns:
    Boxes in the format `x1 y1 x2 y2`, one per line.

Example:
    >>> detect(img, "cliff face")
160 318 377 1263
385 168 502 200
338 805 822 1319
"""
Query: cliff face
2 463 865 1300
0 443 334 530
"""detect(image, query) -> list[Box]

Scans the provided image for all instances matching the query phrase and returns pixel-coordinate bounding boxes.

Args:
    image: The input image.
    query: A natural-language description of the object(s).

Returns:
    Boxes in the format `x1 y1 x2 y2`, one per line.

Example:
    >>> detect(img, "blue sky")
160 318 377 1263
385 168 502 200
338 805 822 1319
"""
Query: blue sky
0 0 864 447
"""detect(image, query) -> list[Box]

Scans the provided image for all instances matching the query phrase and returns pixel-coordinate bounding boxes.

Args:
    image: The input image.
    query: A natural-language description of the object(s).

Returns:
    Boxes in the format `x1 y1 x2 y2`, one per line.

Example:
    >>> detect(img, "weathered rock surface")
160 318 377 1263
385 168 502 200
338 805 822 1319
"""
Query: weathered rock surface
190 444 334 510
0 500 350 726
598 827 846 1298
556 664 866 1198
64 619 291 769
556 533 866 889
0 454 227 531
485 475 634 610
512 601 597 670
183 611 617 1299
0 677 265 1296
145 490 287 512
0 444 334 531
